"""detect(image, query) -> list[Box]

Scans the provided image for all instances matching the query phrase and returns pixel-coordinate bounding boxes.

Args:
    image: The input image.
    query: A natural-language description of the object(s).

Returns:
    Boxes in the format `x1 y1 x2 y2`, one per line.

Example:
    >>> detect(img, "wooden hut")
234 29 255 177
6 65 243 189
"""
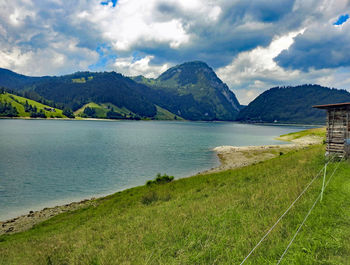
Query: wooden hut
313 102 350 157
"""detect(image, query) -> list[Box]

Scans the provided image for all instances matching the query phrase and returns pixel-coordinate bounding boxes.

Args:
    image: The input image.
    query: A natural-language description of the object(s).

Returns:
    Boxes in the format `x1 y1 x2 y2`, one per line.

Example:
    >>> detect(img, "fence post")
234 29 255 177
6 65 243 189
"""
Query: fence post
321 163 327 201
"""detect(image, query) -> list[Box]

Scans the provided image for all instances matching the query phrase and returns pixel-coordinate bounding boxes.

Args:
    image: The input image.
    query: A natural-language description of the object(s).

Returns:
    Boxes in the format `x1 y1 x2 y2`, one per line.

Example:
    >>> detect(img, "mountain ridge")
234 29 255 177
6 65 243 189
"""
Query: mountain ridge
0 61 242 121
132 61 241 120
237 84 350 124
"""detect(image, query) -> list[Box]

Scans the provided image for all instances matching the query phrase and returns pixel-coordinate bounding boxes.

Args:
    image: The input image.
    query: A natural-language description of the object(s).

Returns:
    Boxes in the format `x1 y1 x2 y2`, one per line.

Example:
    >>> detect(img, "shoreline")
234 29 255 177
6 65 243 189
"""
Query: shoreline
0 128 325 235
0 117 324 126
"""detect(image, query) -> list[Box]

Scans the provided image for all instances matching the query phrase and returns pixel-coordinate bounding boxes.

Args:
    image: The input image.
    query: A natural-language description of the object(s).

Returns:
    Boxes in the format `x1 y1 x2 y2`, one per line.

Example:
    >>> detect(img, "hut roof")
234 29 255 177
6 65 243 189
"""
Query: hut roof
313 102 350 109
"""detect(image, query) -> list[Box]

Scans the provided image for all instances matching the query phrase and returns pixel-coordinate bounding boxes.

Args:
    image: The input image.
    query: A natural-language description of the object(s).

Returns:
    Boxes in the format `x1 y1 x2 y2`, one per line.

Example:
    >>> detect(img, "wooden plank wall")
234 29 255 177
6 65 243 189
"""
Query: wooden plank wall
326 109 350 156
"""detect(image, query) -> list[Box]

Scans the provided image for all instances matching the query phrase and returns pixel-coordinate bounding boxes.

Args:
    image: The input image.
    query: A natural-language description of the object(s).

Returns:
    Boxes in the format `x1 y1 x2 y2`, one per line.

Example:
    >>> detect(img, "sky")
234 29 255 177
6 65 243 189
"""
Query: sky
0 0 350 104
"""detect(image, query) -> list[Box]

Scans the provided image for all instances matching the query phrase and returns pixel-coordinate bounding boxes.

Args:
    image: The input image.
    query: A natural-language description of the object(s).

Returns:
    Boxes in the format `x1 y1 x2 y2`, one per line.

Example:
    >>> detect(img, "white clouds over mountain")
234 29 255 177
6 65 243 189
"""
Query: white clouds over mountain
0 0 349 103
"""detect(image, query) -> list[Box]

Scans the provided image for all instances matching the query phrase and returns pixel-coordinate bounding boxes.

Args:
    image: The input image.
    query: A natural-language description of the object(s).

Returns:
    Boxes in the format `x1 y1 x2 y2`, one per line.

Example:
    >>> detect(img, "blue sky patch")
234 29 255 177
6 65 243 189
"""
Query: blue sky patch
89 43 117 71
100 0 118 7
131 51 145 63
334 14 349 25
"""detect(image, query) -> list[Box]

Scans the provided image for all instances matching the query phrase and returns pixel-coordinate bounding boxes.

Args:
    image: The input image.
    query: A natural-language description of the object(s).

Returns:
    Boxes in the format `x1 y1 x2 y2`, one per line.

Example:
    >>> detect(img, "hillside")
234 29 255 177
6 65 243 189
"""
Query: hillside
74 102 182 120
0 68 50 90
0 69 158 119
154 105 184 120
237 84 350 124
0 91 66 118
132 61 242 121
0 88 181 121
1 129 349 264
32 72 157 118
74 102 134 119
0 63 242 121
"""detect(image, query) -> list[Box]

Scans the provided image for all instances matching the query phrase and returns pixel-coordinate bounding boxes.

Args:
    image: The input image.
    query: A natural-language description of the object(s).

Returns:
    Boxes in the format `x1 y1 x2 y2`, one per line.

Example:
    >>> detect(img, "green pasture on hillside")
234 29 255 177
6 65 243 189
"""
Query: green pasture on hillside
0 93 65 118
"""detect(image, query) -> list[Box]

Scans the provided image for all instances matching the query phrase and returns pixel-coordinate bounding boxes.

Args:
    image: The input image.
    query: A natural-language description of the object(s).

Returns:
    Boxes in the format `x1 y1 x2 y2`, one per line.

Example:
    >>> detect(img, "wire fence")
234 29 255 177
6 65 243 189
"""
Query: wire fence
239 153 342 265
276 156 344 264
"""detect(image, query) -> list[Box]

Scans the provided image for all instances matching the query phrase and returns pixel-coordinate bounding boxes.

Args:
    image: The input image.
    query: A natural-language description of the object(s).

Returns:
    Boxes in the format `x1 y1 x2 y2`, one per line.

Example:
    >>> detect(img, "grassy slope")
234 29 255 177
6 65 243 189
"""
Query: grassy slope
75 102 107 118
74 102 134 118
1 131 350 264
154 105 184 120
74 102 183 120
0 93 65 118
277 127 326 141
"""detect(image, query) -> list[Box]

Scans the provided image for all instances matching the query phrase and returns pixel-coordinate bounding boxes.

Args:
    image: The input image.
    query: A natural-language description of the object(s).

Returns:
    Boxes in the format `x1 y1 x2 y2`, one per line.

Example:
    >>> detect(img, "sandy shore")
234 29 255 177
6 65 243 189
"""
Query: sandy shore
0 199 98 235
0 131 324 236
201 133 324 174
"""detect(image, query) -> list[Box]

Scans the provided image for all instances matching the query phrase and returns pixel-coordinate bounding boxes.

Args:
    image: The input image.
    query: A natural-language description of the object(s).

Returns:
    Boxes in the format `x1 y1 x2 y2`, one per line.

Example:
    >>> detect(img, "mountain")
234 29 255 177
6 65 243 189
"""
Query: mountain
132 61 241 121
0 62 241 121
236 84 350 124
32 71 157 118
0 68 50 90
0 69 158 118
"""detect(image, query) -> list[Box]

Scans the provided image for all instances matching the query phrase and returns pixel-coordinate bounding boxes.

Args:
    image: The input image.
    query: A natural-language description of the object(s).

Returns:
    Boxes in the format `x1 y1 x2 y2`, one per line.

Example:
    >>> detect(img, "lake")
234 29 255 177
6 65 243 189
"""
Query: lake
0 119 310 220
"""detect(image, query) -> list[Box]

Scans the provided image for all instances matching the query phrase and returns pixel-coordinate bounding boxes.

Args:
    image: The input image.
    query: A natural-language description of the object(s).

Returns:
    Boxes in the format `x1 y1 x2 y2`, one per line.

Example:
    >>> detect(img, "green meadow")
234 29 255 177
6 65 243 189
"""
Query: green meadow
0 92 65 118
154 105 183 120
0 129 349 264
1 93 182 121
74 101 182 120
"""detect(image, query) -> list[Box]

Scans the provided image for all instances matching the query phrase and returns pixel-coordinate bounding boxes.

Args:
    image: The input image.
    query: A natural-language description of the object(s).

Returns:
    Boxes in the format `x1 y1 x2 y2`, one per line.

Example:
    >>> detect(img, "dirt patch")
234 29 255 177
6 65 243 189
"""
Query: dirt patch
203 132 324 174
202 144 295 173
0 199 97 236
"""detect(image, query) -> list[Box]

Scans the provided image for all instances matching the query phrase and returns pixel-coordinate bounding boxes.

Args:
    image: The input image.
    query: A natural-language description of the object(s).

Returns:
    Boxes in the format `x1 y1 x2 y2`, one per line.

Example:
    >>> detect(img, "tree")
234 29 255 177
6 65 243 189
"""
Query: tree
38 109 47 118
106 110 124 119
63 107 75 118
24 100 32 112
0 102 18 117
83 107 96 117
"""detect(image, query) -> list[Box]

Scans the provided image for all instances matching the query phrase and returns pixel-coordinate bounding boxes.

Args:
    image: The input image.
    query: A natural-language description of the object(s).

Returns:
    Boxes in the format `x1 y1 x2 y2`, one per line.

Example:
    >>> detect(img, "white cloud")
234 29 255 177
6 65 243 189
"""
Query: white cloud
83 0 191 52
0 47 32 70
114 55 170 78
216 27 350 105
0 0 349 105
0 40 98 76
216 30 304 104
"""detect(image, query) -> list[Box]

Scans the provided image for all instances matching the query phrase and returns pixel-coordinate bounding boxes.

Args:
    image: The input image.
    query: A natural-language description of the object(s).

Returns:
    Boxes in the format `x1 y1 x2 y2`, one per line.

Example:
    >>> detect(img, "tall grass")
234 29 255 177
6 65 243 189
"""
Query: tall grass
0 145 349 264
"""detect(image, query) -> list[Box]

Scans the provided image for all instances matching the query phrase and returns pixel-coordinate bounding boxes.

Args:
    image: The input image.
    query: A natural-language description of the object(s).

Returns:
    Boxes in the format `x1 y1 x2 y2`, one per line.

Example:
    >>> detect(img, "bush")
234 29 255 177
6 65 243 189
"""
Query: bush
83 107 96 118
106 110 124 119
62 107 75 118
141 191 158 205
30 109 46 118
146 173 174 186
0 102 18 117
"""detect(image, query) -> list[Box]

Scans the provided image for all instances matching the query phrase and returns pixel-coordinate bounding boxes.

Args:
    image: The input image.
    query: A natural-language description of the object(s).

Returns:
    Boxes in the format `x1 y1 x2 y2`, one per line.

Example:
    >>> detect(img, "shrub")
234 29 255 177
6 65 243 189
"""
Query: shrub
62 107 75 118
141 191 158 205
30 109 47 118
83 107 96 118
146 173 174 186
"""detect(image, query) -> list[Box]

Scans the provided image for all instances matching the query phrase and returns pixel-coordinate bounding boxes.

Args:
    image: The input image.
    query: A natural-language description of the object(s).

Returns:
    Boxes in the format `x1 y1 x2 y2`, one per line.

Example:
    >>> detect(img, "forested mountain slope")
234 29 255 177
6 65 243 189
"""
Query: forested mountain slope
237 85 350 124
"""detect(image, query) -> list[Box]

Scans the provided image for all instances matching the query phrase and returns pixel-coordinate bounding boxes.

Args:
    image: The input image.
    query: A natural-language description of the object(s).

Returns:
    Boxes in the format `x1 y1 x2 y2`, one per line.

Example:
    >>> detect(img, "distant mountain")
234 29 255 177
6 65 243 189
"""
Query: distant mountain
132 61 241 121
0 69 159 118
0 63 241 121
236 85 350 124
31 71 158 117
0 68 50 90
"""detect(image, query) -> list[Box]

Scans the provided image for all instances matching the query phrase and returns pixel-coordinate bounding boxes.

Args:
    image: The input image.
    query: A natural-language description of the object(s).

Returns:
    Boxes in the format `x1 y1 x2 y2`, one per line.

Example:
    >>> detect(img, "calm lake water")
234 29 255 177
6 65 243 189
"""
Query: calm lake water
0 119 310 220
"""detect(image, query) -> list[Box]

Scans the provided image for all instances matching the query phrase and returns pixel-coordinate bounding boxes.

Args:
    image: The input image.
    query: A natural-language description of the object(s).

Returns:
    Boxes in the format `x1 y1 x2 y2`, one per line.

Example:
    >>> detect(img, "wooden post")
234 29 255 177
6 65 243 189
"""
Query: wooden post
321 163 327 202
346 112 349 158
